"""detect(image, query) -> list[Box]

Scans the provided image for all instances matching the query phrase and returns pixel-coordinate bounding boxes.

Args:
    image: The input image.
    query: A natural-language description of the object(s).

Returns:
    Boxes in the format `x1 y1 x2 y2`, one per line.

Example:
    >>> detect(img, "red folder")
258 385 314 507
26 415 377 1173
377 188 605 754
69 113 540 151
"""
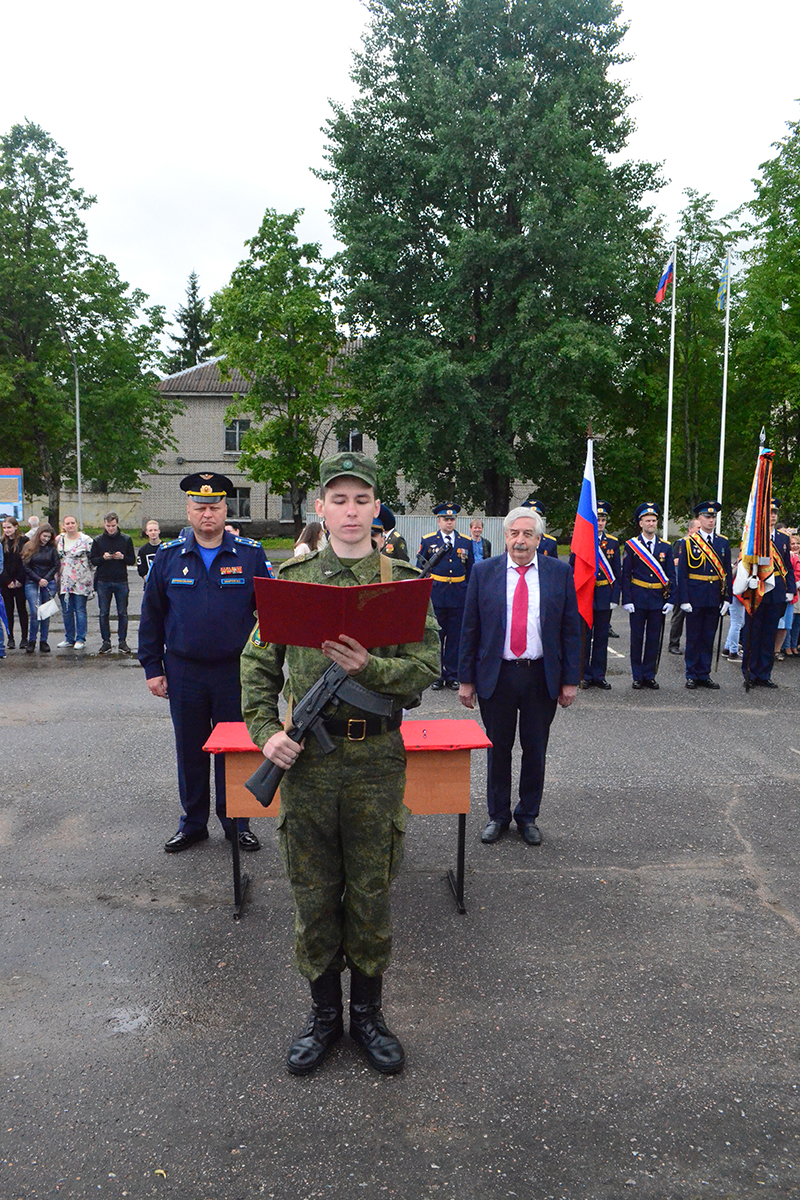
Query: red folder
253 575 434 649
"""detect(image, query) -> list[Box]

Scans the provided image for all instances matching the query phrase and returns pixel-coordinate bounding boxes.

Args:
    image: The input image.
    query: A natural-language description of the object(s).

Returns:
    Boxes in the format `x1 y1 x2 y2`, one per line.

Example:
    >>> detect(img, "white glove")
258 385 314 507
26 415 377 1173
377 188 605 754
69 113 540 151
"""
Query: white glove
720 601 730 616
609 602 617 610
623 603 635 614
680 603 692 613
787 593 794 603
662 603 674 615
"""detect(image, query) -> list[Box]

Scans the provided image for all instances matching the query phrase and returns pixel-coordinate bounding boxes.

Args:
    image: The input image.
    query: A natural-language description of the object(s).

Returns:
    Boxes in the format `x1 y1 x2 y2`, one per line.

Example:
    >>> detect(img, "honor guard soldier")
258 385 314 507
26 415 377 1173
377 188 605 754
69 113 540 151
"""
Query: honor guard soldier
520 497 559 557
377 505 409 561
676 501 732 690
622 502 676 689
138 472 274 853
742 499 796 688
573 500 620 689
417 502 474 689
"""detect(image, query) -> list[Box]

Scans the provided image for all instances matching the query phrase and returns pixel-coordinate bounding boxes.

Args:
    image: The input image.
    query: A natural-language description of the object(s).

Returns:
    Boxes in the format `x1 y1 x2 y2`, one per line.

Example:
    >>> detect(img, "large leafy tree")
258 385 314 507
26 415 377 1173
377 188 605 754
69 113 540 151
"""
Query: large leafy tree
0 121 178 522
212 208 344 535
164 270 214 374
319 0 662 517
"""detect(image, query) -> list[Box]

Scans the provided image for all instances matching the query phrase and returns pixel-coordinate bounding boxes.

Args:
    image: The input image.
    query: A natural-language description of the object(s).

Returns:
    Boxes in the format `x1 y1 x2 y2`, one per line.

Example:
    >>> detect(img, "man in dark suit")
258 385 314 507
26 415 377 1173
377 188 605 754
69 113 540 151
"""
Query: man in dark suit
676 501 732 690
742 499 796 687
622 502 676 690
458 506 581 846
469 518 492 561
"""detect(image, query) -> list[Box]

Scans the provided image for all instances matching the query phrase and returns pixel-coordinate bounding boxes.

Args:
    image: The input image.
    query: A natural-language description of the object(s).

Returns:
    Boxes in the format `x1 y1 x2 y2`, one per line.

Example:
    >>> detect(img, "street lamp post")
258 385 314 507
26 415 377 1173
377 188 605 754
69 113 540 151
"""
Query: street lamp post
58 326 83 530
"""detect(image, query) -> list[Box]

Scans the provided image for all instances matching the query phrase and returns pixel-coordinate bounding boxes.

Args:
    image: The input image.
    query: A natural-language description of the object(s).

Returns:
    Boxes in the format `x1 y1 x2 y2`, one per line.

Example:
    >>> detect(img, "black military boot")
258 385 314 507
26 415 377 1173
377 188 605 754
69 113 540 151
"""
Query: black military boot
286 969 344 1076
349 969 405 1074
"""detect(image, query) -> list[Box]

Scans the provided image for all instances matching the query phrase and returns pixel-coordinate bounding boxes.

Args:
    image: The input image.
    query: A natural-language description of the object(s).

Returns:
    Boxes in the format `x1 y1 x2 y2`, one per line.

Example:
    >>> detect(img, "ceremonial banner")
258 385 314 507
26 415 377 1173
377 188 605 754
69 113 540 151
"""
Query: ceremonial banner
570 439 598 627
732 439 774 615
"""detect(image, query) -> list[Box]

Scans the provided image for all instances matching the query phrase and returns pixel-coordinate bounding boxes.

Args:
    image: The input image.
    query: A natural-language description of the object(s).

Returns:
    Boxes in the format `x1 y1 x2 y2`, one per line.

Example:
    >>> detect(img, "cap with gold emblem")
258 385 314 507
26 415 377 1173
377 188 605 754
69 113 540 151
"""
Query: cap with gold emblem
634 501 660 522
520 496 545 516
693 500 722 518
597 500 612 518
180 472 235 504
319 452 378 491
433 502 461 517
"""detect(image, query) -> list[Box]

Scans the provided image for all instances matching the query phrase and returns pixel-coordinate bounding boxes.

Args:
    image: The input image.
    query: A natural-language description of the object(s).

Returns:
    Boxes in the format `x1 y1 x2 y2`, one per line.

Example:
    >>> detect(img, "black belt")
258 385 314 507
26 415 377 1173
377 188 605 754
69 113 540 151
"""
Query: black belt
501 657 543 668
321 712 403 741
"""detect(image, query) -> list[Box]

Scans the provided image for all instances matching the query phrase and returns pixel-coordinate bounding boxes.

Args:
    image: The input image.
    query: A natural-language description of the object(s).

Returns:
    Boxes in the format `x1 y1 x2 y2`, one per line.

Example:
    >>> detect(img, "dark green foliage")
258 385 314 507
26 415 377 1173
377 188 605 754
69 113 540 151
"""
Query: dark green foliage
0 121 178 523
164 271 214 374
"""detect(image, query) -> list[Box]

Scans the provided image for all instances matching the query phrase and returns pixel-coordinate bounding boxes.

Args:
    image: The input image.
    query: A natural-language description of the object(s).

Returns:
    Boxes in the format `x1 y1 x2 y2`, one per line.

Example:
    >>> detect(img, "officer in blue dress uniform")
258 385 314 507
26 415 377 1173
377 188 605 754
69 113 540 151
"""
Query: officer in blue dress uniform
417 502 473 690
676 500 732 690
575 500 620 689
376 504 409 561
742 499 796 688
622 502 676 689
138 472 274 853
520 497 559 557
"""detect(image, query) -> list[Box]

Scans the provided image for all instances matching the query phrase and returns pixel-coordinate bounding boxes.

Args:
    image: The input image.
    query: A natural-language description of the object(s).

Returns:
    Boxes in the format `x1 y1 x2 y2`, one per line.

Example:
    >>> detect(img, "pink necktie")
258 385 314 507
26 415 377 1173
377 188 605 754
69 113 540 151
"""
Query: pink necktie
510 565 530 657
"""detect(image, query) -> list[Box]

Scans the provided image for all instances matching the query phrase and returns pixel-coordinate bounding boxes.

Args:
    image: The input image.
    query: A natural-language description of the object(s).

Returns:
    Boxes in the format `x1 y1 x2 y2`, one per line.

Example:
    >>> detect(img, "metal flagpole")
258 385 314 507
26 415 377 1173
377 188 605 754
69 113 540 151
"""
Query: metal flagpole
662 243 677 541
715 251 731 535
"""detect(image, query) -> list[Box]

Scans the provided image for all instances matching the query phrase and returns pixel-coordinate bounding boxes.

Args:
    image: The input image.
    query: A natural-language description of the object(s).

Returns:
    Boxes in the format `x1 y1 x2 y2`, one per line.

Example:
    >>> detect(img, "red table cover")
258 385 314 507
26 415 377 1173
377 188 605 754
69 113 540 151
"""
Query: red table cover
203 718 490 755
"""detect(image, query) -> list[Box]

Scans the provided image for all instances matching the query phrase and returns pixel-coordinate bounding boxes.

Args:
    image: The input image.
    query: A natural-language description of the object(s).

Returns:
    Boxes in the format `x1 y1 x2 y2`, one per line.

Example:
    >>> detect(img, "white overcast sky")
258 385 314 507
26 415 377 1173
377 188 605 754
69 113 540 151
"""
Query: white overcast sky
2 0 798 330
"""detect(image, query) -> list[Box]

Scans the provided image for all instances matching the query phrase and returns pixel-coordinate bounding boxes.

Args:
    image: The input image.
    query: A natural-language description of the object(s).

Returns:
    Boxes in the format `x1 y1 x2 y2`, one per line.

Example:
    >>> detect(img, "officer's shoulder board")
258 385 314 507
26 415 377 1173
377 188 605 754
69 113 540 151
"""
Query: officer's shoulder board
234 535 262 548
160 536 185 551
419 531 439 544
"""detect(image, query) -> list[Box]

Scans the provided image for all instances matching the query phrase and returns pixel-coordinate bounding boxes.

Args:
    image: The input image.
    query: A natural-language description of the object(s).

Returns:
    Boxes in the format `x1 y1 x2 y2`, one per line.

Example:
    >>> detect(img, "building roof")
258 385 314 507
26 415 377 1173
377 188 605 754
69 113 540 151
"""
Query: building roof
157 357 251 395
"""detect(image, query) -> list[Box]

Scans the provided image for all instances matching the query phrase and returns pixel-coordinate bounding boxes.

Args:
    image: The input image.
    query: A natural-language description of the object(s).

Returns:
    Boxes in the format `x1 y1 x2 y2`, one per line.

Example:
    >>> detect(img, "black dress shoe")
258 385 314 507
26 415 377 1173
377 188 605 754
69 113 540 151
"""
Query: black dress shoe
481 820 508 844
608 627 619 638
225 828 261 851
632 680 643 689
668 646 682 655
755 679 779 689
446 679 459 690
685 679 697 689
697 678 720 690
595 679 612 690
519 823 542 846
164 828 209 853
642 679 659 690
431 679 445 691
579 680 592 689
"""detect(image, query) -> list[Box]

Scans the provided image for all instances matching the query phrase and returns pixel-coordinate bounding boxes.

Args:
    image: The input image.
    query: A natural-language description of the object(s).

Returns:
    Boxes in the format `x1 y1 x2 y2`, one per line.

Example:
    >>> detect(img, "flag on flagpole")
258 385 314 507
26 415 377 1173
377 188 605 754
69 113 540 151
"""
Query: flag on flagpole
732 436 775 615
716 253 730 311
570 439 599 628
655 252 674 304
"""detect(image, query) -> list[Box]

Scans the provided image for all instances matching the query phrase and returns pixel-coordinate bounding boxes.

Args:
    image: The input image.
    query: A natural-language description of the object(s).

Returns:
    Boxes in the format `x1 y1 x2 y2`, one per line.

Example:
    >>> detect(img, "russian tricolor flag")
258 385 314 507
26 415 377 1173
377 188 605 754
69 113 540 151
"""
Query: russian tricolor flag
570 440 599 628
655 253 674 305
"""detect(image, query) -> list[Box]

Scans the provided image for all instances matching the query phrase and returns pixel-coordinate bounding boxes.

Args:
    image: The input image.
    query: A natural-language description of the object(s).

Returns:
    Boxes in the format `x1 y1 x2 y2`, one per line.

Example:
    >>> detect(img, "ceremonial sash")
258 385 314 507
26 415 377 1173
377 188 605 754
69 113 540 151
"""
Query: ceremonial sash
688 533 726 584
598 545 615 585
770 540 788 583
626 538 669 585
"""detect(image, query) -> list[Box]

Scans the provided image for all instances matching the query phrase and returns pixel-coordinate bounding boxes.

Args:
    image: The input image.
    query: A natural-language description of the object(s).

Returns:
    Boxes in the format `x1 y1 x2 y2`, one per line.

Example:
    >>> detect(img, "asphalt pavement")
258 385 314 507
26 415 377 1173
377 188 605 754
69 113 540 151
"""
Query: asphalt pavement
3 598 800 1200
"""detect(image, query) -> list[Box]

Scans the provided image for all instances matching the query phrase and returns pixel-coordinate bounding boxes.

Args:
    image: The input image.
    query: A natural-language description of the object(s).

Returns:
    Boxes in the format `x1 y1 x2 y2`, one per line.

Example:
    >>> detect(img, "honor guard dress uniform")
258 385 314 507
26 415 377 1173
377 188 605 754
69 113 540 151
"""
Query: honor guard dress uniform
520 497 559 557
377 504 409 562
416 502 474 689
138 473 274 851
572 500 620 689
622 502 676 689
742 500 796 687
676 501 732 690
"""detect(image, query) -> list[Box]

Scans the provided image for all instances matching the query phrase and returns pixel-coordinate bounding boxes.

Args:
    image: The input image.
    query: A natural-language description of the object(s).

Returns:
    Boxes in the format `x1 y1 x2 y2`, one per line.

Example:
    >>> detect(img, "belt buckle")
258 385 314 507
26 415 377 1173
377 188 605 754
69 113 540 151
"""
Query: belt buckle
346 719 367 741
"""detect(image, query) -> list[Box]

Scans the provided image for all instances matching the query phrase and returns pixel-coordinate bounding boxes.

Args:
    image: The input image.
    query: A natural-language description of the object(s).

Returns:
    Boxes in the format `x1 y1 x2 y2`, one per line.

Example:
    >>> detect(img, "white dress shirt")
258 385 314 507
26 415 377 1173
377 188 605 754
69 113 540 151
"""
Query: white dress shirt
502 552 543 660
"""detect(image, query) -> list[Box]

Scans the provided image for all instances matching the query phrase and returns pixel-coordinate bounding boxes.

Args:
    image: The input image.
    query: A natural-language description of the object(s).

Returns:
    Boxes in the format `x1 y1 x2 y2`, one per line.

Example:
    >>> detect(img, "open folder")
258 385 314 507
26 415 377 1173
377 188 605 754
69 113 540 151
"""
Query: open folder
253 575 434 649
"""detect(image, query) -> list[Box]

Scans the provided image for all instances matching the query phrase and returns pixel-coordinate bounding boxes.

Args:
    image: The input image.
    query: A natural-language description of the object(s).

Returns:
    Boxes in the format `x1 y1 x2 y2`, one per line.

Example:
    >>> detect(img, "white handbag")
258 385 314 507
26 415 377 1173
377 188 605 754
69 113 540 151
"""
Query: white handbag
38 596 60 621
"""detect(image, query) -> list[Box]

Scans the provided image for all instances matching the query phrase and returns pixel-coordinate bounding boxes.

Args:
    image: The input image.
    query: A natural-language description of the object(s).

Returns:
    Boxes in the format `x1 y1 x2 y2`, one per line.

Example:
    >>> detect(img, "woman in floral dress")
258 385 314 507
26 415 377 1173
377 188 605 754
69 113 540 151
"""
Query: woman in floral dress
56 515 94 649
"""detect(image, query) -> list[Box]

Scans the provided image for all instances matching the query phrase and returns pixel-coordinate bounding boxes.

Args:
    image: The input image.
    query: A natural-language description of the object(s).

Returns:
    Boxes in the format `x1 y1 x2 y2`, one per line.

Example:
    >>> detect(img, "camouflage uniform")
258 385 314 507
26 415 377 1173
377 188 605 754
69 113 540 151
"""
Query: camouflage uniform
240 543 440 981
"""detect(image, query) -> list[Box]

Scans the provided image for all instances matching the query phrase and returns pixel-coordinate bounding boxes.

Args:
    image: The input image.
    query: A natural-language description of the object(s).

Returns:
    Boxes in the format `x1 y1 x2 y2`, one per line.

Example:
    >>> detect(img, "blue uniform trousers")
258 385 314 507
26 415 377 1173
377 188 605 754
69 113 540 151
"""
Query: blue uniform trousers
432 597 465 682
478 659 558 826
583 610 611 683
685 607 720 680
629 607 663 682
165 653 250 835
742 601 783 683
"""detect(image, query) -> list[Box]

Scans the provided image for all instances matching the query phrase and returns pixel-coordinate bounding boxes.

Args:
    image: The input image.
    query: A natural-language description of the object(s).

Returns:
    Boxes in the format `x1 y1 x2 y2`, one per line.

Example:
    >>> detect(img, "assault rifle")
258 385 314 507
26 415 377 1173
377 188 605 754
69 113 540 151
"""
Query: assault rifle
244 661 394 808
417 542 450 578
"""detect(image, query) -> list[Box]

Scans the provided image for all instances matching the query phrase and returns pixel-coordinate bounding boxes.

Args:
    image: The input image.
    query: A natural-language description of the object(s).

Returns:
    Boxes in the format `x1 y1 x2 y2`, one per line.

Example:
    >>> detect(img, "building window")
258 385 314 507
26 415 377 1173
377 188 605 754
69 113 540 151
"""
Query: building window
280 491 306 523
224 419 250 453
227 488 251 521
337 428 363 453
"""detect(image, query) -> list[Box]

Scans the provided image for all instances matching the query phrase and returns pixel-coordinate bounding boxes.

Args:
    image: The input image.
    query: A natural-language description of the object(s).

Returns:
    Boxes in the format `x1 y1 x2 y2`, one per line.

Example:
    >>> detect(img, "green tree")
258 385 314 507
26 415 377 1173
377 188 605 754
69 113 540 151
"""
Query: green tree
318 0 662 518
164 270 214 374
0 121 179 522
212 208 344 535
735 114 800 515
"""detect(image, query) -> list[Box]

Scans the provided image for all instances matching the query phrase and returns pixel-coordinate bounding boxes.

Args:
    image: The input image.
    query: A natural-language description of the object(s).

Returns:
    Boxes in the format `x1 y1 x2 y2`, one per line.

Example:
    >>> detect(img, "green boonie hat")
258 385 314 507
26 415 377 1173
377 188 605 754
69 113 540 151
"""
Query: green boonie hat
319 451 378 491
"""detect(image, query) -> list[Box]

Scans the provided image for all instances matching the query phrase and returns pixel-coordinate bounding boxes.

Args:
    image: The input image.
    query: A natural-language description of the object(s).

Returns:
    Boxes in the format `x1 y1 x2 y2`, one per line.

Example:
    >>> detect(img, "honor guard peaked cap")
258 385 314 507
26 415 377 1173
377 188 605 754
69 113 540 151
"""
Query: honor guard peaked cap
520 496 545 516
596 501 612 518
433 503 461 517
320 452 378 492
693 500 722 517
180 472 234 503
378 503 396 531
634 501 660 523
371 516 385 533
771 498 781 510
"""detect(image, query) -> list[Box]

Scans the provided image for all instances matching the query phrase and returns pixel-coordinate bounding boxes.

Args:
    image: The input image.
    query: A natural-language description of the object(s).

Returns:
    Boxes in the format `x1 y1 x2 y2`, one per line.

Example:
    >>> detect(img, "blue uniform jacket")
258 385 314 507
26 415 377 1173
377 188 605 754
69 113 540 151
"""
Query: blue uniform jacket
538 533 559 559
138 530 273 679
570 533 621 610
676 532 733 608
416 530 474 605
622 535 676 609
760 529 797 608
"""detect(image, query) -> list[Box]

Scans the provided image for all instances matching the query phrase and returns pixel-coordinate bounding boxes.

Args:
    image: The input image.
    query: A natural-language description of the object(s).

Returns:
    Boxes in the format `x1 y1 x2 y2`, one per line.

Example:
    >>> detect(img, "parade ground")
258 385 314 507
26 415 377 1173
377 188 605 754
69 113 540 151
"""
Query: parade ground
3 597 800 1199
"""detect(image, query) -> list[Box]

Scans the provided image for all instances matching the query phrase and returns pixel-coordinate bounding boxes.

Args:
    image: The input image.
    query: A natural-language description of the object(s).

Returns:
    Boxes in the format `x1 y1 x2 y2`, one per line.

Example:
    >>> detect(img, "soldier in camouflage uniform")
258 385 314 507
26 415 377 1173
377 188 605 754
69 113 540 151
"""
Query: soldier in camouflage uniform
241 452 440 1077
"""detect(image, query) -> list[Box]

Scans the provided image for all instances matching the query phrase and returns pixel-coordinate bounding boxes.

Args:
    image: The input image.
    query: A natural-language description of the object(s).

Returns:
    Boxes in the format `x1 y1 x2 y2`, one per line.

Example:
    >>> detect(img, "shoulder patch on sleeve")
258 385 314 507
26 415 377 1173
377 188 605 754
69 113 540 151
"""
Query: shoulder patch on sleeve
249 625 267 648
